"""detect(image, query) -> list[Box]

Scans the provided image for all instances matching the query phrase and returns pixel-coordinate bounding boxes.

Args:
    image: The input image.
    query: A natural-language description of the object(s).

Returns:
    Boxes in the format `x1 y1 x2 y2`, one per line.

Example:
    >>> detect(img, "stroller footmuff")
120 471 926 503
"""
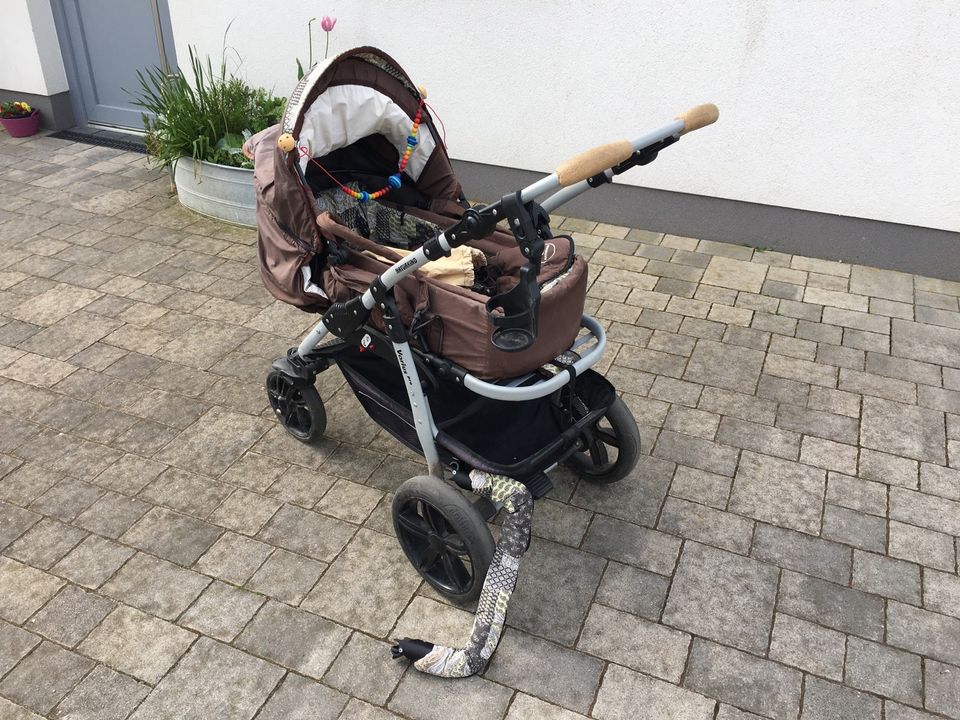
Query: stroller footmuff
253 45 718 677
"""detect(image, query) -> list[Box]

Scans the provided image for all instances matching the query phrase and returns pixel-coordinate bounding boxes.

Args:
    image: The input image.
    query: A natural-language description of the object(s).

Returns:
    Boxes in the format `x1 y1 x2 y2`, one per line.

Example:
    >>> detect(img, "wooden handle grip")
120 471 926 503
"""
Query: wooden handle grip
555 140 633 188
676 103 719 135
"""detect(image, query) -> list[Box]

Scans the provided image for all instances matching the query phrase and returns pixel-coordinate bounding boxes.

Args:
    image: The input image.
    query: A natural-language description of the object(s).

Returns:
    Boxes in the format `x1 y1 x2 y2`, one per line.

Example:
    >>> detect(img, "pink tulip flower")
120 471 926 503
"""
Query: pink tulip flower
320 16 336 32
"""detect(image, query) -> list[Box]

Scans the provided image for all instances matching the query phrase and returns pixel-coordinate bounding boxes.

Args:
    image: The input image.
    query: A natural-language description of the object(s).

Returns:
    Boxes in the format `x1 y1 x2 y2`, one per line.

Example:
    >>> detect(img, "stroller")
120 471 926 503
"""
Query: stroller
254 47 718 677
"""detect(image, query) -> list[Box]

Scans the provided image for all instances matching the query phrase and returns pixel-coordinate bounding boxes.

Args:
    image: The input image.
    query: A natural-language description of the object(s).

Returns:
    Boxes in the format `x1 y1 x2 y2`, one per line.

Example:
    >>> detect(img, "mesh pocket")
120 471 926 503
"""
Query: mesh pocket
315 185 439 249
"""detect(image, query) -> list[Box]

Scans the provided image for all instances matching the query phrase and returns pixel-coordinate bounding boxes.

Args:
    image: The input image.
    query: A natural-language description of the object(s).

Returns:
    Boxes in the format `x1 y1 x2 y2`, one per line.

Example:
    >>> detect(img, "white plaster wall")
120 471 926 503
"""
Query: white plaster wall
167 0 959 231
0 0 68 95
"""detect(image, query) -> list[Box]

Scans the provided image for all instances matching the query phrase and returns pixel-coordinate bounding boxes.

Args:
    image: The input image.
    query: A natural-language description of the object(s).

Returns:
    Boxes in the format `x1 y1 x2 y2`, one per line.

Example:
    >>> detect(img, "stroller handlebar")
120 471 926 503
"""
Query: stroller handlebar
676 103 720 135
555 140 634 188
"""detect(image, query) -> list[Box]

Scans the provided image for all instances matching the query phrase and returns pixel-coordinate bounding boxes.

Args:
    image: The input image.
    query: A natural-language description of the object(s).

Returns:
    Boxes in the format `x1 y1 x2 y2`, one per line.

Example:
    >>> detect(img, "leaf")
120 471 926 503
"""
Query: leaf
296 58 304 81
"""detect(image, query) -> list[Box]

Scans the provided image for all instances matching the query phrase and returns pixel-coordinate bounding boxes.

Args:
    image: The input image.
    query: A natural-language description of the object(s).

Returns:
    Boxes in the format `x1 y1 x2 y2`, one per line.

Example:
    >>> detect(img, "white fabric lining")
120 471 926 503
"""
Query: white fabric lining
301 264 328 298
297 84 436 182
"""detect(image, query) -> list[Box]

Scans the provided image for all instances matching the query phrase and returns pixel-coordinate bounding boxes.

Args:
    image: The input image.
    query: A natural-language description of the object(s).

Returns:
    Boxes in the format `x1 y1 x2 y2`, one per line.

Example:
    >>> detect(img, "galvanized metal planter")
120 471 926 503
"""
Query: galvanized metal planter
173 157 255 227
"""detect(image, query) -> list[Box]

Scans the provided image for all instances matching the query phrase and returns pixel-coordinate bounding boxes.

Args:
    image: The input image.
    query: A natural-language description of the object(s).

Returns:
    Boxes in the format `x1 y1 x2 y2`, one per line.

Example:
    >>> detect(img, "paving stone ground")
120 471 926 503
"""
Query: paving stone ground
1 131 959 719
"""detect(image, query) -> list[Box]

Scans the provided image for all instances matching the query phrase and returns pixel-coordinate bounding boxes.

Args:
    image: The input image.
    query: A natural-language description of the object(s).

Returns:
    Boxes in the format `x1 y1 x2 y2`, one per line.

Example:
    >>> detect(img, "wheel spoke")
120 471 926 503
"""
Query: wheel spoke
441 551 471 592
423 504 447 534
442 533 469 555
594 427 621 448
396 510 431 540
418 547 441 572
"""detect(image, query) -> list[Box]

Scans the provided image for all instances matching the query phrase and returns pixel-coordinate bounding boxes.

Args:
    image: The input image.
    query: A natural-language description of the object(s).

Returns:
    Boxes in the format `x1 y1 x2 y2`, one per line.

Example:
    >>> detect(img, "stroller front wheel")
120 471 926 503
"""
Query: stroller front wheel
265 370 327 444
566 396 641 484
393 476 494 604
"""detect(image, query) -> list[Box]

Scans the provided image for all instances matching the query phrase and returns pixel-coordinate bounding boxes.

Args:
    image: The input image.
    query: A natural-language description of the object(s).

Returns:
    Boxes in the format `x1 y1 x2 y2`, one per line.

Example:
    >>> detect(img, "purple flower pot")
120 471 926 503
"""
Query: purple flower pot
0 110 41 138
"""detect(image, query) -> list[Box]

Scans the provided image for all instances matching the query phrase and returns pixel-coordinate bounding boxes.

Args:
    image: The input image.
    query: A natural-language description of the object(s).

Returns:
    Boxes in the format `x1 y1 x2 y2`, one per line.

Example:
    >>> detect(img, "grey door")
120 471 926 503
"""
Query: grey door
53 0 177 129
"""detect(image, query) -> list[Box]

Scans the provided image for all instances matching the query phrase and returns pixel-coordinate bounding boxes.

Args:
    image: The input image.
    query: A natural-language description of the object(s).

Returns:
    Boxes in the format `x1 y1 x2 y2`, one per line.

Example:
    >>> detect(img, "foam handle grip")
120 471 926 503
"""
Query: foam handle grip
676 103 719 135
555 140 633 188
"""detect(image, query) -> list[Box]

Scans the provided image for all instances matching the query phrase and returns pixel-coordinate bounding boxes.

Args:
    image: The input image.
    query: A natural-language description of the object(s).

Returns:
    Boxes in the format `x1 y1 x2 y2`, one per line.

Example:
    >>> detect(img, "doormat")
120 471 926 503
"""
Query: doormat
48 130 147 154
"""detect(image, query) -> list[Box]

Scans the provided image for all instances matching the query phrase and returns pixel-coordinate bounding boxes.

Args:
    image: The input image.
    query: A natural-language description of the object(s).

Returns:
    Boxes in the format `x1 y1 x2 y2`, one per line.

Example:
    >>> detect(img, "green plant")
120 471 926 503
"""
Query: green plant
132 45 284 169
0 101 34 119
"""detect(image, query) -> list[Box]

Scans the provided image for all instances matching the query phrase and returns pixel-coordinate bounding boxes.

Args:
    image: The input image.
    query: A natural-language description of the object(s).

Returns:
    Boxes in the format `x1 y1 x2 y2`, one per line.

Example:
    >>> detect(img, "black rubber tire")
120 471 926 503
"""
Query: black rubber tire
265 370 327 444
392 475 495 603
565 396 641 484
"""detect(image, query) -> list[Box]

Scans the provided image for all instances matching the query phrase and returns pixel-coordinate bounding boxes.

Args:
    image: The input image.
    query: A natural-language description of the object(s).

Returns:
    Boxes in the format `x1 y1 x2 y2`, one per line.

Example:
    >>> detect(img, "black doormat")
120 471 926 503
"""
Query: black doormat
48 130 147 154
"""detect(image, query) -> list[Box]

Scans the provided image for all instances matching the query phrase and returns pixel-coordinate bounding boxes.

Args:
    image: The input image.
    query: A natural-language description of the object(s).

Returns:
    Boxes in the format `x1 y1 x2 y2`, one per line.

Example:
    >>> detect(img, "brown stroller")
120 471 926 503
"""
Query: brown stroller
253 47 718 677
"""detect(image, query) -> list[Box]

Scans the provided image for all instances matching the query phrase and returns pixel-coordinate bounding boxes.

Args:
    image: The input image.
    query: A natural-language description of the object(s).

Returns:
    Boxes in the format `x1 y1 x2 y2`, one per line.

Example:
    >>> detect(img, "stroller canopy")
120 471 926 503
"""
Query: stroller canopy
280 47 461 206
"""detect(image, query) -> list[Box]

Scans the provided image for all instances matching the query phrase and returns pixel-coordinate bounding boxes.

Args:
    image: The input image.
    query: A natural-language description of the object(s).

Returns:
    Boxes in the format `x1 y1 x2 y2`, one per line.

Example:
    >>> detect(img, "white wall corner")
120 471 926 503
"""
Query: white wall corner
27 0 69 95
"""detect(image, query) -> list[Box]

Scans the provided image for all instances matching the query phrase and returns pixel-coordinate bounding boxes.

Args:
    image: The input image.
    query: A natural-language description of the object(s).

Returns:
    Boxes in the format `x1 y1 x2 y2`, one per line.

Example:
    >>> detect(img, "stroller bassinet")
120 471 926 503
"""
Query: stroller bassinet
254 47 587 379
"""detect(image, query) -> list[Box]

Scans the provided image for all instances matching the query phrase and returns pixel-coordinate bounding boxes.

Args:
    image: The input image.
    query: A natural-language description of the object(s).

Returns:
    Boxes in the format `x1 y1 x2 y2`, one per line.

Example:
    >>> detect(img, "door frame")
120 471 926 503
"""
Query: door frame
50 0 178 129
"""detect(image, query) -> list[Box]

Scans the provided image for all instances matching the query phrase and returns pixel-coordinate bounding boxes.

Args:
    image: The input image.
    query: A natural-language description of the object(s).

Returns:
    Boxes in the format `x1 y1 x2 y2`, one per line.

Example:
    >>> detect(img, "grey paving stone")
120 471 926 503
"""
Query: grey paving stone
657 496 754 554
234 600 350 678
800 676 881 720
845 636 922 705
892 318 960 368
765 353 837 388
853 550 921 604
508 537 606 646
25 584 114 647
0 620 40 677
925 660 960 720
684 339 765 394
699 386 777 425
850 265 914 302
208 487 282 535
78 605 195 684
729 451 826 534
826 472 887 516
583 514 681 575
301 529 420 637
0 501 38 551
768 613 845 680
0 556 64 624
921 462 960 500
120 506 222 565
529 497 593 546
595 561 670 620
654 430 739 477
51 665 150 719
890 487 960 536
391 596 474 649
668 465 732 509
862 396 945 464
778 570 885 640
578 603 689 682
684 639 801 720
155 407 268 476
139 466 232 517
570 454 674 525
758 374 810 406
28 478 103 521
484 629 603 713
192 530 272 585
859 448 919 489
505 694 589 720
663 543 778 654
887 601 960 666
594 663 714 720
323 632 406 706
129 637 285 720
48 534 132 590
4 516 86 569
255 673 348 720
244 548 326 604
0 641 94 715
924 570 960 619
178 580 264 642
800 436 858 474
888 519 956 571
389 669 513 720
101 552 210 620
821 504 886 552
716 706 767 720
91 454 167 495
751 523 851 585
776 404 859 445
716 417 799 460
72 491 150 537
866 352 942 387
257 504 355 562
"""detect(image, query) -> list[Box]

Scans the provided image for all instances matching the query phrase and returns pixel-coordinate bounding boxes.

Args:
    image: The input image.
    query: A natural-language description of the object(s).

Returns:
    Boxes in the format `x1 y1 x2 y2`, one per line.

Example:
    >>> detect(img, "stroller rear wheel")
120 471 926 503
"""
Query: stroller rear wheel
566 396 640 484
393 476 494 603
265 370 327 443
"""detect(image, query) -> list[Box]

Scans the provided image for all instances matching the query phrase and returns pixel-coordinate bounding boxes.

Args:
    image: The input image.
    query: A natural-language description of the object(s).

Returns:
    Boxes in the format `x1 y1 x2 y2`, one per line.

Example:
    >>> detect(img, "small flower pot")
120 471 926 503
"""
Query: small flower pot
0 110 41 138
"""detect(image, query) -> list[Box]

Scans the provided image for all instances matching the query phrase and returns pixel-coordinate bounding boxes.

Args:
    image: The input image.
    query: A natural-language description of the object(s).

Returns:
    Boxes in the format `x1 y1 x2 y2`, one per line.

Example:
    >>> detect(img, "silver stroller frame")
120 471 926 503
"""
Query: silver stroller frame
294 108 716 478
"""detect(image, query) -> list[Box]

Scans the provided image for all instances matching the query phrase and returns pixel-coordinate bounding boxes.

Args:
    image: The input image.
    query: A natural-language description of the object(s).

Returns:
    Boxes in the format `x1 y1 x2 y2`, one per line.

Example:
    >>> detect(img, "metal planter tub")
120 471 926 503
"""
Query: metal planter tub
173 157 255 227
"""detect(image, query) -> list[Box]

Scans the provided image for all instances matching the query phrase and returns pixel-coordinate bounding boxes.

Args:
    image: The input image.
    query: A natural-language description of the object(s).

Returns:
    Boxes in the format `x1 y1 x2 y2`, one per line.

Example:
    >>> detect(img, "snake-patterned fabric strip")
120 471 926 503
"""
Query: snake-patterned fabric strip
391 470 533 678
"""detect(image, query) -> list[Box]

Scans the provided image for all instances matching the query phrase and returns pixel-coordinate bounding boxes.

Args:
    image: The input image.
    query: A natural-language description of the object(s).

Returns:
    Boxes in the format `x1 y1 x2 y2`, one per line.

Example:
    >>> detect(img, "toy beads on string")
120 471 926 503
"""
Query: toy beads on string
293 91 428 204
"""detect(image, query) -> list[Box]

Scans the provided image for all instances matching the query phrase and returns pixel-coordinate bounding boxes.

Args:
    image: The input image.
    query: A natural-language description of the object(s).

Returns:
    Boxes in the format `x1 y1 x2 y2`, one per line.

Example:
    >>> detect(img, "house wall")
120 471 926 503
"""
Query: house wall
0 0 68 96
166 1 957 233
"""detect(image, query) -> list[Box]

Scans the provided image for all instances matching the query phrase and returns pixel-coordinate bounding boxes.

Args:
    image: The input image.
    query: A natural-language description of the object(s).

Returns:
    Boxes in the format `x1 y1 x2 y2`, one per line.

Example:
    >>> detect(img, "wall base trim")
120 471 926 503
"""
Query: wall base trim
454 159 960 282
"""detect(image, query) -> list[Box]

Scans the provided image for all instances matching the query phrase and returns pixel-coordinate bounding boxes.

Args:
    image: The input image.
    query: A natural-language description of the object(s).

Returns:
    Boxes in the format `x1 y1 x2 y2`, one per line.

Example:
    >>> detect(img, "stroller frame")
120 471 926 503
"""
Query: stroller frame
291 115 694 479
